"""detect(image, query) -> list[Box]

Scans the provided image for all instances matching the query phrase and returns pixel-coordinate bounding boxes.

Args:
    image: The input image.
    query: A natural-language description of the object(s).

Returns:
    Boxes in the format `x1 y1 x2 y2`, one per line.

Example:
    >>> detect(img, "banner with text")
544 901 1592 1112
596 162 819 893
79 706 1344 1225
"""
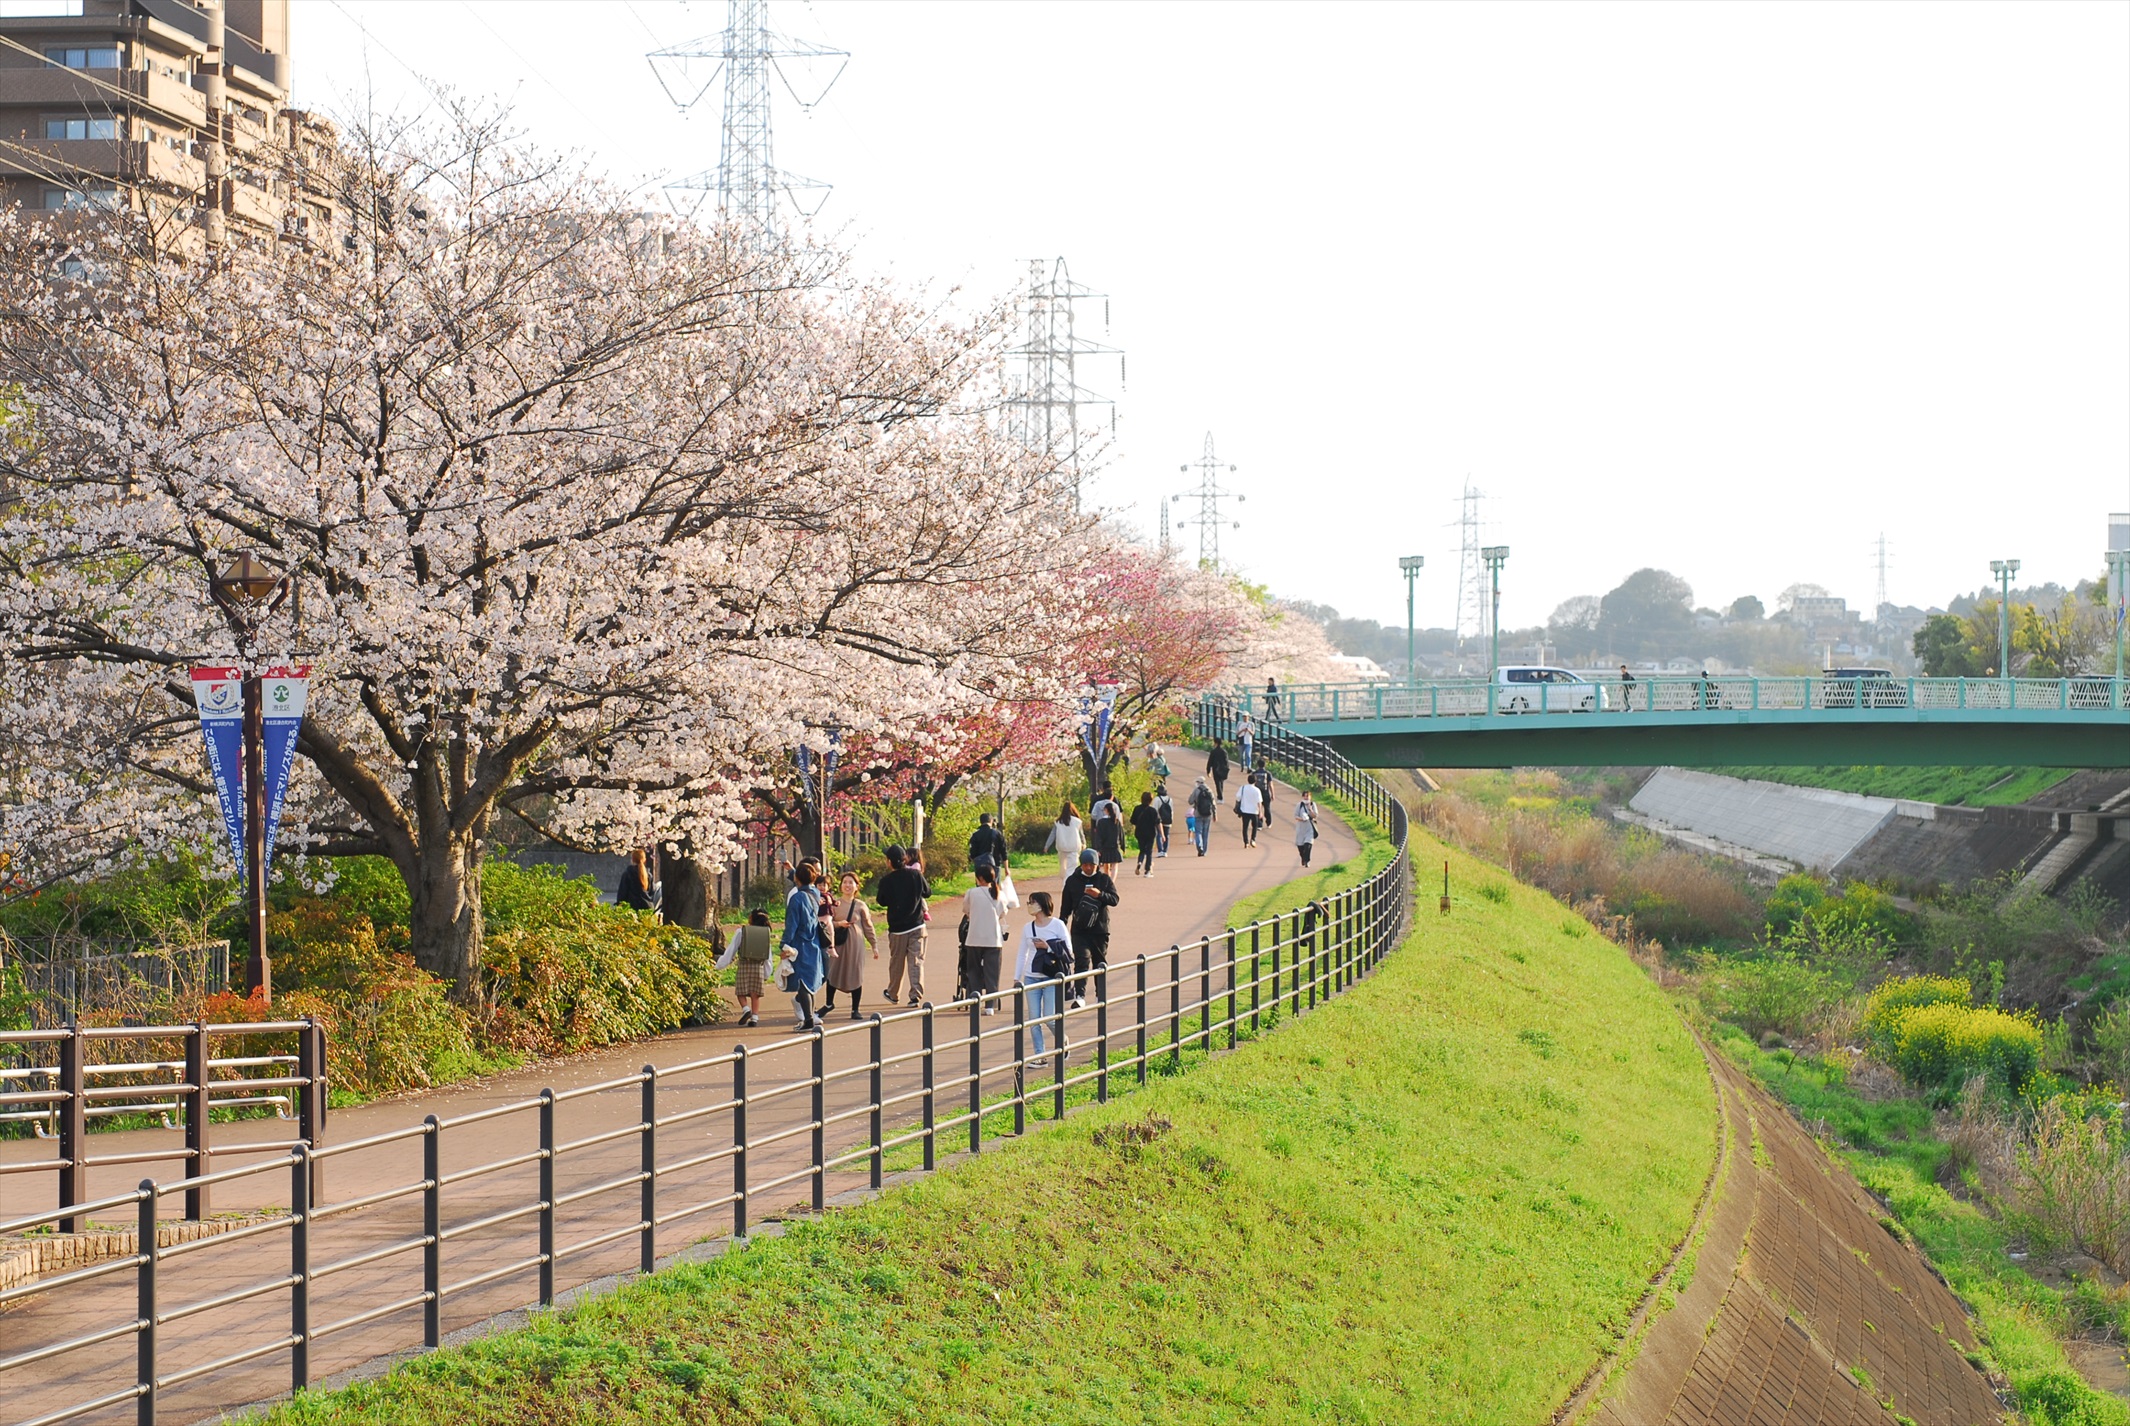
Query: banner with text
260 665 309 879
190 666 246 871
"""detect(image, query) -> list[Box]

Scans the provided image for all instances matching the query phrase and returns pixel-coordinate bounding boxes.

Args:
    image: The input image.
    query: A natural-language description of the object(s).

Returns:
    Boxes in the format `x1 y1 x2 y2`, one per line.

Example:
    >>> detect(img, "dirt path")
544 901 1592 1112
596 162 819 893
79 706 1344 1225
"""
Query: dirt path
1 746 1357 1426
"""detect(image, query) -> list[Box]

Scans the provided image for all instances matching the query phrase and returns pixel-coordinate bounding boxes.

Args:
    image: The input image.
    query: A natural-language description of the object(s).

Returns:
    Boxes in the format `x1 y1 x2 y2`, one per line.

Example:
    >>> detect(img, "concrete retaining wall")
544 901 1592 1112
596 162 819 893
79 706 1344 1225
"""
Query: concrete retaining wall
1628 769 1900 872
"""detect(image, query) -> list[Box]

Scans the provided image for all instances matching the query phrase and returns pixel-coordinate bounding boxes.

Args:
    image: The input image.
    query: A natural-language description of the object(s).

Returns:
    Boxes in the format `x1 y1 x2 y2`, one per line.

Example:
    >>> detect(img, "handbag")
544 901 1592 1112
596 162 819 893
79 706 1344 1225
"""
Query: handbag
1032 935 1071 979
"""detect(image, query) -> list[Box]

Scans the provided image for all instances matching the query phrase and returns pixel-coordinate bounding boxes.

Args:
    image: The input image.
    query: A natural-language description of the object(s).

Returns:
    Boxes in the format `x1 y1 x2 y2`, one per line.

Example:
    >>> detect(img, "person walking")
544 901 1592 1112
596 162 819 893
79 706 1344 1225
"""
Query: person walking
1190 777 1216 856
1059 848 1119 1007
1264 676 1282 723
729 908 774 1028
1044 802 1085 878
1253 767 1275 819
1130 790 1161 876
819 871 878 1020
1207 740 1230 802
1293 792 1321 868
1090 786 1126 877
1015 892 1072 1063
1237 724 1254 774
967 813 1009 873
1148 744 1171 781
1618 664 1636 713
780 862 827 1030
1235 774 1265 847
959 862 1010 1013
615 848 658 912
875 845 930 1008
1154 783 1174 858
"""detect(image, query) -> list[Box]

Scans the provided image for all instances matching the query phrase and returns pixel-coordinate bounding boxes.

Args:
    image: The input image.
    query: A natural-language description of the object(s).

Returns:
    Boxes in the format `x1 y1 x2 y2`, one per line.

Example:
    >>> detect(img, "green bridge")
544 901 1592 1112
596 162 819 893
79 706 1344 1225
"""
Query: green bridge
1205 675 2130 769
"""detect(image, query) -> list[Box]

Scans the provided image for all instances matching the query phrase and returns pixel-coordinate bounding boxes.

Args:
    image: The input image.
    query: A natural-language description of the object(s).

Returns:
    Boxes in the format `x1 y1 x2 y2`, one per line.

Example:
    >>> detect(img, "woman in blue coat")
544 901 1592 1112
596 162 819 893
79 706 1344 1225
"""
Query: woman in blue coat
782 862 828 1030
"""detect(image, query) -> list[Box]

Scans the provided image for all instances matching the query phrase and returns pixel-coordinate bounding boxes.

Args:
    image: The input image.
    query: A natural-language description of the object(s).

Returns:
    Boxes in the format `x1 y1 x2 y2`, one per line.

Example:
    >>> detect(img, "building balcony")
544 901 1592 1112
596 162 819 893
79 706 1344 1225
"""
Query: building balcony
0 64 206 126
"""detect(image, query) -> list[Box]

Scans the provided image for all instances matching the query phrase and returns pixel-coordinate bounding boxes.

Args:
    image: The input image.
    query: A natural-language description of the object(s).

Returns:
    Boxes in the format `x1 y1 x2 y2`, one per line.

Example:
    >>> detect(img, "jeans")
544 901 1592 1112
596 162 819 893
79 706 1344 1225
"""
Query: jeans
1157 823 1170 856
1026 975 1058 1055
1193 816 1210 854
1136 838 1155 873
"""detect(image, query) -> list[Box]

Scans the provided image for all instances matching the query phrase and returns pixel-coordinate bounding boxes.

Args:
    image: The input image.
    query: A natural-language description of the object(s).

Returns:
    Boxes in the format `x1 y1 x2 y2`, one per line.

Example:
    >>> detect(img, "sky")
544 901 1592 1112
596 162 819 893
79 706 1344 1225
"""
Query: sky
290 0 2130 637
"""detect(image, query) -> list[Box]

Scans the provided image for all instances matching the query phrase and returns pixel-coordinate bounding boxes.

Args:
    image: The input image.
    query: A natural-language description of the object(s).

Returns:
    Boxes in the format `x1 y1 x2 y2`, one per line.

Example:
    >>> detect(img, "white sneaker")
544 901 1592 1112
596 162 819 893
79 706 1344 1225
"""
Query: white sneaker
983 1005 996 1016
1070 996 1086 1010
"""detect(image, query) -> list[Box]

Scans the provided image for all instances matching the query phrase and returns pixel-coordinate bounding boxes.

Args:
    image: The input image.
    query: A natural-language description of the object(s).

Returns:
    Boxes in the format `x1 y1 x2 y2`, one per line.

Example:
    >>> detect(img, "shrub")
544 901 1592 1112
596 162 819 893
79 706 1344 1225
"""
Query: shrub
2015 1098 2130 1270
1008 813 1053 855
1698 952 1841 1041
1883 1001 2043 1094
483 914 726 1057
1814 881 1912 947
916 838 968 884
1764 874 1827 937
2089 1000 2130 1091
1863 974 1972 1052
739 871 786 915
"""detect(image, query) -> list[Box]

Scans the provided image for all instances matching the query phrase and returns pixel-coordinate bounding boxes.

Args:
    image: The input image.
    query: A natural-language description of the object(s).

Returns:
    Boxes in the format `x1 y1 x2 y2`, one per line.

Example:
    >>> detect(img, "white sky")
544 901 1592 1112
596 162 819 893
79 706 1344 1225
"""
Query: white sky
290 0 2130 634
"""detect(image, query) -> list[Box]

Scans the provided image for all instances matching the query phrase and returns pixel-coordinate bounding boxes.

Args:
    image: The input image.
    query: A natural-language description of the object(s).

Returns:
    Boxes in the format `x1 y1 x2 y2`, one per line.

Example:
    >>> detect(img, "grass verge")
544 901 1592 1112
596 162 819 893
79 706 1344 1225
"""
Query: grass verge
254 825 1713 1426
1713 764 2074 808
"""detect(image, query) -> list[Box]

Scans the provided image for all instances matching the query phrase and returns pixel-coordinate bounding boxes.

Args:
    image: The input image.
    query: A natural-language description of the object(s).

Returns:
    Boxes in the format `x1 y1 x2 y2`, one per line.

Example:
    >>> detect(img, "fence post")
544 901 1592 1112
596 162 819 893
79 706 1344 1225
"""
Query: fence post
423 1115 441 1348
291 1144 310 1393
1169 946 1182 1069
1096 990 1110 1104
538 1089 556 1307
640 1065 658 1275
732 1047 749 1239
1052 985 1067 1122
184 1021 210 1221
1012 984 1027 1137
298 1017 326 1206
1226 930 1238 1049
968 997 983 1155
1250 926 1261 1035
1199 939 1213 1052
921 1004 936 1173
59 1022 86 1233
1135 956 1148 1087
810 1028 826 1213
136 1181 157 1426
869 1014 884 1192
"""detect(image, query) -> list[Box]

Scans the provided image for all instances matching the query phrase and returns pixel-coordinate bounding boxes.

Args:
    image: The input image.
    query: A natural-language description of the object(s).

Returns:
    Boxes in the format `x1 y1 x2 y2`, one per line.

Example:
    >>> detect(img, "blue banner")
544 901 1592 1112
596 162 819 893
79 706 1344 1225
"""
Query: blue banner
1079 684 1120 768
190 666 246 871
259 666 309 879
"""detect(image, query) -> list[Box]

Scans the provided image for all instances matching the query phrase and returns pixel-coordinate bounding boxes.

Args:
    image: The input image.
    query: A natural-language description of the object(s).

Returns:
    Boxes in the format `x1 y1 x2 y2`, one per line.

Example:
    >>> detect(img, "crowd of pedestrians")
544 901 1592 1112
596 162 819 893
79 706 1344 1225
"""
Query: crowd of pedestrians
713 744 1324 1038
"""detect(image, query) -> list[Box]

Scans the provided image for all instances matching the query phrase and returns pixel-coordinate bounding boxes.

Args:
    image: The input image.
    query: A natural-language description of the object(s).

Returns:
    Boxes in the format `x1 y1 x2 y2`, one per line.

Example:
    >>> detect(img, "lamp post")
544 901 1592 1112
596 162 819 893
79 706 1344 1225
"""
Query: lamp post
1398 555 1424 682
2109 545 2130 695
208 552 290 1001
1481 546 1509 675
1989 558 2019 688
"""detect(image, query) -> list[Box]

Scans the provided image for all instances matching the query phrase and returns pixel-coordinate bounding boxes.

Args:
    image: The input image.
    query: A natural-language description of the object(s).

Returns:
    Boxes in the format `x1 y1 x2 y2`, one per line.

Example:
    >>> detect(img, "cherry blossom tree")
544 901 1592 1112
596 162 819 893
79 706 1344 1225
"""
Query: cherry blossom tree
0 111 1087 997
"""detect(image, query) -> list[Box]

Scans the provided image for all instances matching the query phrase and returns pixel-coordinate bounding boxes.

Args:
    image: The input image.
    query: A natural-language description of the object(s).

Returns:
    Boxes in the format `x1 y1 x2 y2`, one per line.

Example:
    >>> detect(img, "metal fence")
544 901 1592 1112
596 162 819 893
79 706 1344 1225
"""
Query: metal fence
9 942 232 1025
1240 673 2130 723
0 707 1409 1426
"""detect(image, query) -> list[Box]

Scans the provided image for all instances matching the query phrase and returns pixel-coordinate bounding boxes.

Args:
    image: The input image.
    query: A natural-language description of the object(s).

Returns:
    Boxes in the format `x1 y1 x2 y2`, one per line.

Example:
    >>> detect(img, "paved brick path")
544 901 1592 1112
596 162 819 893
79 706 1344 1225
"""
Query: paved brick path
1592 1052 2004 1426
2 747 1358 1426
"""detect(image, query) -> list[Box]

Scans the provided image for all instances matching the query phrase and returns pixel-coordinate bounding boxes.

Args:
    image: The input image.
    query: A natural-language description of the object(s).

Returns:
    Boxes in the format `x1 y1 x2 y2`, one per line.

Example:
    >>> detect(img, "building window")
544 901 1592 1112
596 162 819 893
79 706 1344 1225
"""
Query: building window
44 46 123 70
42 184 121 209
43 117 118 140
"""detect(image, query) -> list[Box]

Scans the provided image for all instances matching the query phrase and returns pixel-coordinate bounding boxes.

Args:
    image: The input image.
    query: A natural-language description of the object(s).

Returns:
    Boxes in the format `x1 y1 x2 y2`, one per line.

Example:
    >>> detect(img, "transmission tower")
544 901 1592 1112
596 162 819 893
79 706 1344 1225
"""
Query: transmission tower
1873 533 1891 616
1452 484 1487 648
1158 496 1171 558
1003 258 1120 510
649 0 848 246
1172 434 1242 568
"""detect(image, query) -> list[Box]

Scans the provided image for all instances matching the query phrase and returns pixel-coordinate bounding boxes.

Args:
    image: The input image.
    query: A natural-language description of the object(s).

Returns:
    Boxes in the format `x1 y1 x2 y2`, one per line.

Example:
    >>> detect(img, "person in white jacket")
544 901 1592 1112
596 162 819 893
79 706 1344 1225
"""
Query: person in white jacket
1015 892 1073 1059
960 863 1010 1012
1044 801 1086 877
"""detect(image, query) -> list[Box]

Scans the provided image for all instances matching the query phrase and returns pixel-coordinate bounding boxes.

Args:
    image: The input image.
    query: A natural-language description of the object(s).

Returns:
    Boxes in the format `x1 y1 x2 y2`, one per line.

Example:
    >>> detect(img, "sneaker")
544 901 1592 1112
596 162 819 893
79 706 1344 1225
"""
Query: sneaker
983 1005 997 1016
1070 996 1086 1010
851 1011 865 1021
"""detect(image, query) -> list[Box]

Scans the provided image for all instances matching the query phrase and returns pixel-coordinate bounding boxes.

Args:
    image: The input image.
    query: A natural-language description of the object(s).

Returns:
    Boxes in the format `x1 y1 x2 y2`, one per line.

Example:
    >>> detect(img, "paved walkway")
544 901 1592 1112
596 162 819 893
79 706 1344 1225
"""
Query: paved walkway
2 747 1356 1426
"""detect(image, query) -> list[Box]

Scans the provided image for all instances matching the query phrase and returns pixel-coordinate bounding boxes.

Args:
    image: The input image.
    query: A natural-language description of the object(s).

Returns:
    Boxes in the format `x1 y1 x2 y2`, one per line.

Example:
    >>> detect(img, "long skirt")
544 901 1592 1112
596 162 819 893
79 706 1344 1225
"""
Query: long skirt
827 937 868 992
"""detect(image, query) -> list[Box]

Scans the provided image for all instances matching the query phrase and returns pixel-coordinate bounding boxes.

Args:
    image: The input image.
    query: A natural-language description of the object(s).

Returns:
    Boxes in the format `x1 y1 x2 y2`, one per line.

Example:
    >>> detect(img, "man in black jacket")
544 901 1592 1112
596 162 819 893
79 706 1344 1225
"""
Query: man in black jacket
1059 848 1120 1007
875 846 931 1007
966 813 1009 872
1206 740 1230 802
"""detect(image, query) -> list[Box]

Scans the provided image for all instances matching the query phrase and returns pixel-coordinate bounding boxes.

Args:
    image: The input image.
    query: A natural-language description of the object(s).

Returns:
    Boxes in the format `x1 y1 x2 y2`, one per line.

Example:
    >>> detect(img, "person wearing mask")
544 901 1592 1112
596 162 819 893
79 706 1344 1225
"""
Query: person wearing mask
1148 744 1171 781
958 863 1010 1012
729 908 774 1028
1206 740 1230 802
967 813 1009 873
1090 786 1126 877
616 848 657 912
1130 790 1161 877
1190 778 1216 856
1044 802 1085 878
780 862 827 1030
820 871 878 1020
875 845 931 1008
1059 848 1119 1007
1154 783 1174 859
1015 892 1072 1062
1235 775 1265 847
1294 792 1322 868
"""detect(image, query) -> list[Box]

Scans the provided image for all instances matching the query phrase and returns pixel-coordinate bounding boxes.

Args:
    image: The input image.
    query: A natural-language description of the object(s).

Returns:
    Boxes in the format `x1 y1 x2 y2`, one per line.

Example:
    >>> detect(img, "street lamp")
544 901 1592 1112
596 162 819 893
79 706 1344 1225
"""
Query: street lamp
1988 558 2019 687
208 552 291 1002
1481 546 1509 675
1398 555 1424 682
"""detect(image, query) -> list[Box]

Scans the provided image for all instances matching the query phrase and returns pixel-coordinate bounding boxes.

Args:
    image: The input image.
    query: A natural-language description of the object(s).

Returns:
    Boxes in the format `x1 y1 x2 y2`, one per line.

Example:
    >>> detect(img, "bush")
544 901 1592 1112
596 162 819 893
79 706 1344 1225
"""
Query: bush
1764 874 1826 937
483 915 725 1057
1699 952 1841 1041
916 838 968 884
1008 813 1053 855
1883 1001 2043 1094
1863 974 1972 1051
2015 1098 2130 1270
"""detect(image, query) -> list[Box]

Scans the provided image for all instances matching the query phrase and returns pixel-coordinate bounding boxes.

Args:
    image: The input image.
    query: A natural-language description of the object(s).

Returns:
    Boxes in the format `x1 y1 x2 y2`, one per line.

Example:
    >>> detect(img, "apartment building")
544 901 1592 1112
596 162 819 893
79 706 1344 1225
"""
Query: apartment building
0 0 336 246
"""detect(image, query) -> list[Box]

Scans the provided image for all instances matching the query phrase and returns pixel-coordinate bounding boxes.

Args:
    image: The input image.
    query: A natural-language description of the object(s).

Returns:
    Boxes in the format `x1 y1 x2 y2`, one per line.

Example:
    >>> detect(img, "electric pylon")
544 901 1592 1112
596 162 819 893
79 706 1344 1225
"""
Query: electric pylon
1172 434 1242 569
1452 484 1487 649
1003 257 1120 511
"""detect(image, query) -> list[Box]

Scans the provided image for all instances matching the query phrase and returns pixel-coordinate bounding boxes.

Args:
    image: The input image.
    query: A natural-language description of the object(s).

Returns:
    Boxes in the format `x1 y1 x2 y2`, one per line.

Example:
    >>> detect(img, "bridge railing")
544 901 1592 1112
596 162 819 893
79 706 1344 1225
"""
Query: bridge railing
1232 674 2130 723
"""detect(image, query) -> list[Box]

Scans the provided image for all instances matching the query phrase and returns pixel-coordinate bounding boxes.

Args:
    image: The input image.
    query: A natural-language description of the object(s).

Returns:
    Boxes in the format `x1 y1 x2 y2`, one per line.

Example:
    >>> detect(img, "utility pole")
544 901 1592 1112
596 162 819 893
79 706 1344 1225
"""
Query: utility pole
1002 258 1120 511
1173 434 1242 568
1452 484 1486 658
1989 558 2019 685
2111 515 2130 689
1482 546 1509 675
649 0 847 246
1399 555 1424 682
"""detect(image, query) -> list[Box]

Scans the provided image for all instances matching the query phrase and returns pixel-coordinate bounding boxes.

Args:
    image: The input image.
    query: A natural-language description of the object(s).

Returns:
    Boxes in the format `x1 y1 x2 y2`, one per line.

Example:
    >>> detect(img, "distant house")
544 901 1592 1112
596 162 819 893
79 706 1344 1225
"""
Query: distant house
1327 654 1392 682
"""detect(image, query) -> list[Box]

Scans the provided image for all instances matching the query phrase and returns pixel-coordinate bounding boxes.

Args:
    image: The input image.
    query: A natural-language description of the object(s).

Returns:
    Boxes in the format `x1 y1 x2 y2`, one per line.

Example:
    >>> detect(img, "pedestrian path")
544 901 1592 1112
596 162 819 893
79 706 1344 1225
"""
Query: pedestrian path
0 745 1358 1426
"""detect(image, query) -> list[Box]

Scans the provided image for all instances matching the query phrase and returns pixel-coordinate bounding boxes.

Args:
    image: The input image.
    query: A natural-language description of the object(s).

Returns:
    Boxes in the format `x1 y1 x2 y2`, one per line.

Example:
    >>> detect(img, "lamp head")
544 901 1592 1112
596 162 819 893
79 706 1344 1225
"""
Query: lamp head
213 552 282 604
1399 555 1425 573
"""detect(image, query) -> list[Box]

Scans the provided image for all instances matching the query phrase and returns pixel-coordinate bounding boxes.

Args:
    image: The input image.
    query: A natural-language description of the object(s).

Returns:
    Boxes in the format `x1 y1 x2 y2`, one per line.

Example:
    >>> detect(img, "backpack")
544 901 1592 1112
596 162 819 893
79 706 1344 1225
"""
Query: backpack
735 924 774 964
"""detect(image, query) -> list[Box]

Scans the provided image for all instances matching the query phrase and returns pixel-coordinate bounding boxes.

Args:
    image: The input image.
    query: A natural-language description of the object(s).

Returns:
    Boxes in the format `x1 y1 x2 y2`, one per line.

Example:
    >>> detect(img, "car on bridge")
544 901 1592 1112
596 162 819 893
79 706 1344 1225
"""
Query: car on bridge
1493 665 1609 714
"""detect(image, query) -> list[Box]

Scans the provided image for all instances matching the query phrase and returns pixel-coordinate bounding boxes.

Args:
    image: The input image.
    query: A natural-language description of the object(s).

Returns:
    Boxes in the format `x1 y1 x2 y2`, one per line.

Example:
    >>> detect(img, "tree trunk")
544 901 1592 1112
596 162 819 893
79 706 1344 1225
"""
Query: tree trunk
661 856 712 929
404 830 485 1004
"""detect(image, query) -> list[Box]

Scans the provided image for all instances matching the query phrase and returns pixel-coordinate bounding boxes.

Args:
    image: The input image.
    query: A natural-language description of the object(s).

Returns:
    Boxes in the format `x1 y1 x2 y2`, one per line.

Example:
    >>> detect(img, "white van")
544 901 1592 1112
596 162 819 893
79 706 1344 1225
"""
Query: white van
1492 666 1608 714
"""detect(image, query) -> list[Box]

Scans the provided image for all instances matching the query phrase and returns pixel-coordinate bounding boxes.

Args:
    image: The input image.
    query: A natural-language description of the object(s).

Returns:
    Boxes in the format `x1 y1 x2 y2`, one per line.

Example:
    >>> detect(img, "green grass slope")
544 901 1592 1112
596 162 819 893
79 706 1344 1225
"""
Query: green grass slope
263 829 1714 1426
1714 764 2072 807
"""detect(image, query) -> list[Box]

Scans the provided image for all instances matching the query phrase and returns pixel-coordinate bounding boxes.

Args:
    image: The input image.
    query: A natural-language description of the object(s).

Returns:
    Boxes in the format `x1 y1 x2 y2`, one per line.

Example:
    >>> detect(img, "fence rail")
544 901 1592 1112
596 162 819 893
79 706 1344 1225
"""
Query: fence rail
0 705 1409 1426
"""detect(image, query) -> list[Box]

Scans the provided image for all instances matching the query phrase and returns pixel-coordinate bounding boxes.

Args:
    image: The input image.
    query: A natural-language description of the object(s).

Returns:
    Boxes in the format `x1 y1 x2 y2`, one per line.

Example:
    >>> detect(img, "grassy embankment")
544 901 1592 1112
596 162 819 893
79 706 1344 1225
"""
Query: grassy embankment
1716 764 2074 808
256 823 1714 1426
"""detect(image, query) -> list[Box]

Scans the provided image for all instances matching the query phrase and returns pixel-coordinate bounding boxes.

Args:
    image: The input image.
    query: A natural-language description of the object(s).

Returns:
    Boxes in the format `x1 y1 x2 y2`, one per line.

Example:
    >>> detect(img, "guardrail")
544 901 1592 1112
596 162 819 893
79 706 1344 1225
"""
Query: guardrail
1230 674 2130 723
0 710 1409 1426
0 1021 327 1230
